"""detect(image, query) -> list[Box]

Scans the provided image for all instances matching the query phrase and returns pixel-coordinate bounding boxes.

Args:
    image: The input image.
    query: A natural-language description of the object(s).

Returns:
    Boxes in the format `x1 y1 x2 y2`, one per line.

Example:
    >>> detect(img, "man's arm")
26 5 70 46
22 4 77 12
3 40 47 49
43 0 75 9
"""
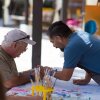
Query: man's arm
6 96 42 100
4 69 35 89
73 72 91 85
53 68 74 81
40 66 74 81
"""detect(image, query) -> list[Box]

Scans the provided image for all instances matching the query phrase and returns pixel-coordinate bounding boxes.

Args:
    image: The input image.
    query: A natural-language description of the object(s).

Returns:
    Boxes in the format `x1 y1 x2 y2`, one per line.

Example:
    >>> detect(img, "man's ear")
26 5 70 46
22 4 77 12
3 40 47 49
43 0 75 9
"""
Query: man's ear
56 36 63 42
11 42 17 48
56 36 61 39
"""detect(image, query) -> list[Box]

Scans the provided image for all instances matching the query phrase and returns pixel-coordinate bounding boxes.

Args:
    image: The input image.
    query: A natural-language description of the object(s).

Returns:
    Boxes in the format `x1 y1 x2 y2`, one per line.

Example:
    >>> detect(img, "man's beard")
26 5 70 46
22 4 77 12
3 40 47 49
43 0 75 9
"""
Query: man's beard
60 48 64 52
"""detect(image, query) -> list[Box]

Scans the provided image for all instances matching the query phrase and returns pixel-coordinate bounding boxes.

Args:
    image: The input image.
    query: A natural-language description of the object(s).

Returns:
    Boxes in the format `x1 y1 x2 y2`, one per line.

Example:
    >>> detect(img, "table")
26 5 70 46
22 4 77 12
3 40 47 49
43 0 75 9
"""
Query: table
6 75 100 100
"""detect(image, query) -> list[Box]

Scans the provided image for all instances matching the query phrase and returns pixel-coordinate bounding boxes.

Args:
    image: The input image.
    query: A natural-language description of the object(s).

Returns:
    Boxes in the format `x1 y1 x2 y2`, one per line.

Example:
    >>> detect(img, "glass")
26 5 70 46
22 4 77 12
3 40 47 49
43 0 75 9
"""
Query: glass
14 35 30 42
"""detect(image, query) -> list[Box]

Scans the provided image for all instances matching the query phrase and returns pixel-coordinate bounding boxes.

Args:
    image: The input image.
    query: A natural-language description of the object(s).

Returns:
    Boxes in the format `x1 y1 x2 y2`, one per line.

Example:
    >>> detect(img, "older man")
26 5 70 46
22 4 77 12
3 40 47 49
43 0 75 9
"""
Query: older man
0 29 36 90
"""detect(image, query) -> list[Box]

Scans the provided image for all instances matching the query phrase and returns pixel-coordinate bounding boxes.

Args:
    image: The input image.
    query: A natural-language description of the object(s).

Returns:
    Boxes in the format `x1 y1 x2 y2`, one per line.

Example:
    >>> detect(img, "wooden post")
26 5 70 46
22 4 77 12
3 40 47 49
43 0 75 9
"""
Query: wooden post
32 0 43 67
25 0 29 24
60 0 69 23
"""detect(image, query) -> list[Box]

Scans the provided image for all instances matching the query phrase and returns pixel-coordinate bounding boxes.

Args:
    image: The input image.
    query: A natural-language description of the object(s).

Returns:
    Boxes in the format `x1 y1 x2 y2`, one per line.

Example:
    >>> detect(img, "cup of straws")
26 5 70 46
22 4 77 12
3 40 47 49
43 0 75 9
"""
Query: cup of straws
31 67 54 100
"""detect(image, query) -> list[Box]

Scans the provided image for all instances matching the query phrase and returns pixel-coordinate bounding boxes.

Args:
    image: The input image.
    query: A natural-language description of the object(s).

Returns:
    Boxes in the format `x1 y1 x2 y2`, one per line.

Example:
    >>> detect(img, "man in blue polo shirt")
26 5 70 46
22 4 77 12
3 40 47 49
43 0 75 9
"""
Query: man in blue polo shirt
46 21 100 85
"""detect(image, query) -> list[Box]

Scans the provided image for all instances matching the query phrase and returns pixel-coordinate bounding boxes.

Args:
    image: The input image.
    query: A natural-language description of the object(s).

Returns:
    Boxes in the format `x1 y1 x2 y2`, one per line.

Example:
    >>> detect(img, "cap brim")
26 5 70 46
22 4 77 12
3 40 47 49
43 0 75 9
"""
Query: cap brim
22 39 36 45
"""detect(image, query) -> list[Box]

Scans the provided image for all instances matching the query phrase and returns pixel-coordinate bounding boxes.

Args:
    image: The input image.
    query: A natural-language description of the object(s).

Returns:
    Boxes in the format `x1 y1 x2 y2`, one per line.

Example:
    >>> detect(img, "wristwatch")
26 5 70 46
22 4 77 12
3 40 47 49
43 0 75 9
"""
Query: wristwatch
49 69 57 76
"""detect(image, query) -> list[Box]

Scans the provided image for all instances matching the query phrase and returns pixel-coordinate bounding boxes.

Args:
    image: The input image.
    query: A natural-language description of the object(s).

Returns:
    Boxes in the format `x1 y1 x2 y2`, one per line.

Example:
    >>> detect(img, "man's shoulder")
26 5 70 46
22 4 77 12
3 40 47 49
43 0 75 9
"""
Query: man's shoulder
77 31 91 45
0 47 7 60
0 51 6 61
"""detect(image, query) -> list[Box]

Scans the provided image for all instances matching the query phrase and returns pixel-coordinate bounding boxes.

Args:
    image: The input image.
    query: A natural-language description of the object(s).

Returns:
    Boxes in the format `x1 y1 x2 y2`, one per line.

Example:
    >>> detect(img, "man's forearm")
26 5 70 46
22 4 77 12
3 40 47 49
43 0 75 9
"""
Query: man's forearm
4 74 29 89
54 71 71 81
6 96 42 100
4 69 35 89
54 68 74 81
53 71 62 79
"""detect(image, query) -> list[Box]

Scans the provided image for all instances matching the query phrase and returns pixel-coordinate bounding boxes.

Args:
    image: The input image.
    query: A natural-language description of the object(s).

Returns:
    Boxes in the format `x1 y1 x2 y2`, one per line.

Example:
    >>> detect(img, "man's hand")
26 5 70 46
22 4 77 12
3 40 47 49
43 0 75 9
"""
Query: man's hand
73 72 91 85
36 65 52 79
73 79 90 85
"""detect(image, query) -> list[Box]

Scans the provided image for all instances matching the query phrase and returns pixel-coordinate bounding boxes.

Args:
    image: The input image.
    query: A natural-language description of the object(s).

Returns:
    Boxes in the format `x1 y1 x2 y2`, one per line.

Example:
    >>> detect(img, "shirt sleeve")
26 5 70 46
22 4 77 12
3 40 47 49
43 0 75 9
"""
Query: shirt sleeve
0 57 18 81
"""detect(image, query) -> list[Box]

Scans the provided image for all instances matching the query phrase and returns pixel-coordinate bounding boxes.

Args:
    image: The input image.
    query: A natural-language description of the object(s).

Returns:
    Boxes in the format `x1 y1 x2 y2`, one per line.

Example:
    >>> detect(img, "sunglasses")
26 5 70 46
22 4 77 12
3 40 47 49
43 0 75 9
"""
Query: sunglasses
14 35 30 42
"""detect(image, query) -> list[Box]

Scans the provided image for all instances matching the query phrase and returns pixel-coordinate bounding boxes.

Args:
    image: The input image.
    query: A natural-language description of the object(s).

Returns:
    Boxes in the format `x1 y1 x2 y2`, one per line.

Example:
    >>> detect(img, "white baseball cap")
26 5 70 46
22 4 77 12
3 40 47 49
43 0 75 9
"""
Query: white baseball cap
4 29 36 45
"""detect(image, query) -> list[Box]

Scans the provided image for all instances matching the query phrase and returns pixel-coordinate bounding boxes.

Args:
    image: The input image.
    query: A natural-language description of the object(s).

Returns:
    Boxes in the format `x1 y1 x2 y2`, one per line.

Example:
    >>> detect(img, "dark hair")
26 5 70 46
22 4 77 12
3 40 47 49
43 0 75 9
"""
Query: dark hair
47 21 73 38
